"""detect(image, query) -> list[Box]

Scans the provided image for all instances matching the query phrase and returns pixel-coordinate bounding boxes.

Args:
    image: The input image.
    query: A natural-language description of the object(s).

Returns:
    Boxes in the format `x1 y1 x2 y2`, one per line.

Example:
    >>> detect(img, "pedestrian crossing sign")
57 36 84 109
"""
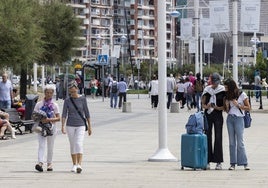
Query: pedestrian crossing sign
98 55 108 65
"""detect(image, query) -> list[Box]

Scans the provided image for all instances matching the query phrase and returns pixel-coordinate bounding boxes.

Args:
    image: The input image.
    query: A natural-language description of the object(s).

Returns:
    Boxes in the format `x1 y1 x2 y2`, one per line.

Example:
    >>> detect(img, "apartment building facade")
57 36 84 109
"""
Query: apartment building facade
183 0 268 65
67 0 179 70
67 0 268 71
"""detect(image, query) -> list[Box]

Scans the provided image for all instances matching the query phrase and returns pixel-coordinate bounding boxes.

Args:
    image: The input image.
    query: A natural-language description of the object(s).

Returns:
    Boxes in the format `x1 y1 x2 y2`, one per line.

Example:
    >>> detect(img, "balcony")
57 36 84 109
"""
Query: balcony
84 8 89 14
83 19 90 25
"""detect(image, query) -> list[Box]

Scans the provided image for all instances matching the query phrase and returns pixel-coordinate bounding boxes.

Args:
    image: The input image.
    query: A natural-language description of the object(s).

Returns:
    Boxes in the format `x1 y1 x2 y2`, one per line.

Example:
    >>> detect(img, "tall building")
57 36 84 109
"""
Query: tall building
67 0 177 70
183 0 268 65
67 0 268 71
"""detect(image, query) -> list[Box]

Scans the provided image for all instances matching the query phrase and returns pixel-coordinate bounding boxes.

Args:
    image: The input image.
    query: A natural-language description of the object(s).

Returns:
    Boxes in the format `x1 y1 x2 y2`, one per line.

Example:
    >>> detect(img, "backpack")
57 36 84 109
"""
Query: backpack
185 111 208 134
111 82 118 93
187 83 194 95
195 79 203 92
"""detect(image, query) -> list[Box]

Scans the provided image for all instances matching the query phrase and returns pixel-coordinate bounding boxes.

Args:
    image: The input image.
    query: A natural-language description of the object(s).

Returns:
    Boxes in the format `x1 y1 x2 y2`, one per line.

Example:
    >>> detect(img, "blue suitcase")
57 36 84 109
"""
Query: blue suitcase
181 133 208 170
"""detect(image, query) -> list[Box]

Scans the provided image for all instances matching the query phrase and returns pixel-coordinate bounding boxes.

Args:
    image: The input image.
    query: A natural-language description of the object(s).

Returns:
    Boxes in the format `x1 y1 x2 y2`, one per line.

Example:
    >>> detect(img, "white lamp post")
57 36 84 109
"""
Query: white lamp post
148 0 177 162
121 34 127 76
250 32 260 67
170 10 181 70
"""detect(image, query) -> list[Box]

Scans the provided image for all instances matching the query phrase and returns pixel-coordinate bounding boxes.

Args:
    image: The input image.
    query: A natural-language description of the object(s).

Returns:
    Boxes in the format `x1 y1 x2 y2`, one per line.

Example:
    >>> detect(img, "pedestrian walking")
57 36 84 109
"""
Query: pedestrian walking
149 75 159 109
109 77 118 108
184 77 194 110
117 78 128 109
90 77 98 99
61 81 92 173
254 70 261 102
33 85 60 172
223 78 250 170
175 77 185 109
166 73 175 109
194 73 205 112
0 73 13 109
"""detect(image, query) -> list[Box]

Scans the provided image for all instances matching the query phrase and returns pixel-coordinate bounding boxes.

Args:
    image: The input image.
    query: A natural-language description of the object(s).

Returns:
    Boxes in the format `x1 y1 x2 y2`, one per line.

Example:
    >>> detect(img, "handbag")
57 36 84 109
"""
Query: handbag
70 97 88 131
237 91 252 128
238 108 252 128
243 110 252 128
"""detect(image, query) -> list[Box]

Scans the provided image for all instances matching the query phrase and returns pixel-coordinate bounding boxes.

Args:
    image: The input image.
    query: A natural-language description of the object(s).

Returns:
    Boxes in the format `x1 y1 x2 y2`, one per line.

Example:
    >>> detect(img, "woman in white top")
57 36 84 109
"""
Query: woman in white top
223 78 250 171
175 78 186 109
34 85 60 172
149 75 159 109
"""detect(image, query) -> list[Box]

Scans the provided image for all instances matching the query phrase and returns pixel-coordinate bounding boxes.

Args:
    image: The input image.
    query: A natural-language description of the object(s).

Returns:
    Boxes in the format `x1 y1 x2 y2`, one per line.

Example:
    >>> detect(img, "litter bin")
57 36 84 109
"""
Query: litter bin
25 94 39 120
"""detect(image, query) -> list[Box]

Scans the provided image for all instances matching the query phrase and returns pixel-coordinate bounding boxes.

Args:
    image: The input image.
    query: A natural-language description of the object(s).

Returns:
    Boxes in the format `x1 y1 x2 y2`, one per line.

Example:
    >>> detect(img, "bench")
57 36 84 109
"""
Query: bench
1 108 35 135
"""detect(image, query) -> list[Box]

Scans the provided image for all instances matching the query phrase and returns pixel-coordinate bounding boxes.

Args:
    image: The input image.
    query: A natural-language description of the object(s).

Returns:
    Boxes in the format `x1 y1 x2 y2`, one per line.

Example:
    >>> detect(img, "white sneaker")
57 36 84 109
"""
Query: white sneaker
244 165 250 170
71 165 77 172
76 165 82 173
206 163 210 170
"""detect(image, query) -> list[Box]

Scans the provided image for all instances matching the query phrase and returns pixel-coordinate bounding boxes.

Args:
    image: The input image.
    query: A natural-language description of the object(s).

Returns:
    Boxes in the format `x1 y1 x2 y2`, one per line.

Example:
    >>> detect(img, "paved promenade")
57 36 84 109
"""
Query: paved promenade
0 94 268 188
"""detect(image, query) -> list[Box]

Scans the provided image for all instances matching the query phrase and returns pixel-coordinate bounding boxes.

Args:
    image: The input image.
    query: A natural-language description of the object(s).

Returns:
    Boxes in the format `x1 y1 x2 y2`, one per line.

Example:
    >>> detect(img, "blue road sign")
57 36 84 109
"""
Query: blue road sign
98 55 108 65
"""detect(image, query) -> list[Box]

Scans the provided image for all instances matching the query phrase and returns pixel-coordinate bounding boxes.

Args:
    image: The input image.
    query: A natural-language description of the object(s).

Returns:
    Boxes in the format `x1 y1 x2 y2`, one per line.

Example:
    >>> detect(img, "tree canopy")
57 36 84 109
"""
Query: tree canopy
0 0 82 98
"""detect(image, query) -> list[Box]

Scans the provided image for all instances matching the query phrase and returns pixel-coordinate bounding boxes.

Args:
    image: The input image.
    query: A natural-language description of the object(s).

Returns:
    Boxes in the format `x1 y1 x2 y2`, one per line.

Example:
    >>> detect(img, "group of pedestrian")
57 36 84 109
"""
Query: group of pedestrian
202 72 250 170
0 70 251 173
148 71 250 171
108 76 128 109
148 71 205 111
33 81 92 174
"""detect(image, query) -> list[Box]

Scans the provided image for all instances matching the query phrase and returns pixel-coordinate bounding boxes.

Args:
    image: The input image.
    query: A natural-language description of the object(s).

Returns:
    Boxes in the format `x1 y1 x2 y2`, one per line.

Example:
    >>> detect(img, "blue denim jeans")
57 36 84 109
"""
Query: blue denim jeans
255 85 261 100
226 114 248 166
110 93 118 108
0 100 11 109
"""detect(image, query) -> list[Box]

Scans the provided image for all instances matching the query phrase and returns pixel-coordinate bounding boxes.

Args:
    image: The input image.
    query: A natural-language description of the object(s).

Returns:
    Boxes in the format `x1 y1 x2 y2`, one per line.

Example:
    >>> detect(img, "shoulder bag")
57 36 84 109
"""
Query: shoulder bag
70 97 88 131
238 92 252 128
238 108 252 128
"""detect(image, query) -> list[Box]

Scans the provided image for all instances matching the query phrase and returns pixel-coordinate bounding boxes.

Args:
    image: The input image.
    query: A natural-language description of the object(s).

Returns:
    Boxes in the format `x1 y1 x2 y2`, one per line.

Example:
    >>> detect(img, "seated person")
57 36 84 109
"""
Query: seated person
11 88 25 119
11 88 23 108
0 110 16 139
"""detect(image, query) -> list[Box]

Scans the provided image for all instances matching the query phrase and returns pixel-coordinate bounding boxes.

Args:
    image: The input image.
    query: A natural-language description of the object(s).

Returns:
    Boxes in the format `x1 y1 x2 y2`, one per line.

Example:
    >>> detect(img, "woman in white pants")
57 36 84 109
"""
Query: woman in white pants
34 85 60 172
61 81 92 173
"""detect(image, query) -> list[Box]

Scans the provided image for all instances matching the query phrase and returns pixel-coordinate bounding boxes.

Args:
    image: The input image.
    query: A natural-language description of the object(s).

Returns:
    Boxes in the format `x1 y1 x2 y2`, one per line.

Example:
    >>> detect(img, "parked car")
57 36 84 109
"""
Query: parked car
12 75 20 85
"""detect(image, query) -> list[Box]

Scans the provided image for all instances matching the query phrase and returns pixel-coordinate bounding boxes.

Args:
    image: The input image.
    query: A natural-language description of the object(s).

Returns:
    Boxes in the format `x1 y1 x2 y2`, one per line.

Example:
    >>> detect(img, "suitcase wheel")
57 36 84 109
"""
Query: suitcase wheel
181 166 184 170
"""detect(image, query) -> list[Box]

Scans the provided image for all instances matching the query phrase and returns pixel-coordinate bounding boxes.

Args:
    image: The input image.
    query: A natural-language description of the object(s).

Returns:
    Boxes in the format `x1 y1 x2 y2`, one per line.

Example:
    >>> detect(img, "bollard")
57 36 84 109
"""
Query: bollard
122 102 131 113
170 102 180 113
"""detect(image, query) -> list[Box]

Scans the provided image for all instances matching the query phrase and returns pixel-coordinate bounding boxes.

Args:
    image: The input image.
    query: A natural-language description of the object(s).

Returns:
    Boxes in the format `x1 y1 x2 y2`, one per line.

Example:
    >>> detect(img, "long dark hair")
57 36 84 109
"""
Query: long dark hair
223 78 240 100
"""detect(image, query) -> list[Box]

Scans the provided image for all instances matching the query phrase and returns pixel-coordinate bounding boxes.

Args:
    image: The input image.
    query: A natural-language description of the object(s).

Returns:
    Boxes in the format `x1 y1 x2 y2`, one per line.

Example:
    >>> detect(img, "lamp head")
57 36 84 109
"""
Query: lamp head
170 10 181 18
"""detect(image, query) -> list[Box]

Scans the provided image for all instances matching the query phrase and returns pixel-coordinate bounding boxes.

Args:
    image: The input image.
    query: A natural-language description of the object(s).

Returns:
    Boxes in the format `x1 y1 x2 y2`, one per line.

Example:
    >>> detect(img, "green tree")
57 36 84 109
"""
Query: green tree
0 0 45 99
40 1 82 65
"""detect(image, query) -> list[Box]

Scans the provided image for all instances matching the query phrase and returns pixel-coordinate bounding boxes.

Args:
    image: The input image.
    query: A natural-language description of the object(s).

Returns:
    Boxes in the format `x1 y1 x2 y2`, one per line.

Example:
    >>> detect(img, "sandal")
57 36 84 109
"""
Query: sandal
47 164 53 171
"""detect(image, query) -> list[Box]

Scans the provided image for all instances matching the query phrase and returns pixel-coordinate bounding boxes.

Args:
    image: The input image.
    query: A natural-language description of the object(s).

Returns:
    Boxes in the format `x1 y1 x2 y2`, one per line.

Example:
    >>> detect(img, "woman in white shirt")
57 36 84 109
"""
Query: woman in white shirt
149 75 159 109
223 78 250 171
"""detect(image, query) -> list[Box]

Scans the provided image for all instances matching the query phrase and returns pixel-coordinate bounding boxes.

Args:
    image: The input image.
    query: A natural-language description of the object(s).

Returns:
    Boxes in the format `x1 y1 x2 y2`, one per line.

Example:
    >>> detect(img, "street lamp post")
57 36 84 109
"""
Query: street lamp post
148 0 177 162
194 0 200 74
250 32 260 67
170 10 181 70
121 35 126 76
96 34 105 102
